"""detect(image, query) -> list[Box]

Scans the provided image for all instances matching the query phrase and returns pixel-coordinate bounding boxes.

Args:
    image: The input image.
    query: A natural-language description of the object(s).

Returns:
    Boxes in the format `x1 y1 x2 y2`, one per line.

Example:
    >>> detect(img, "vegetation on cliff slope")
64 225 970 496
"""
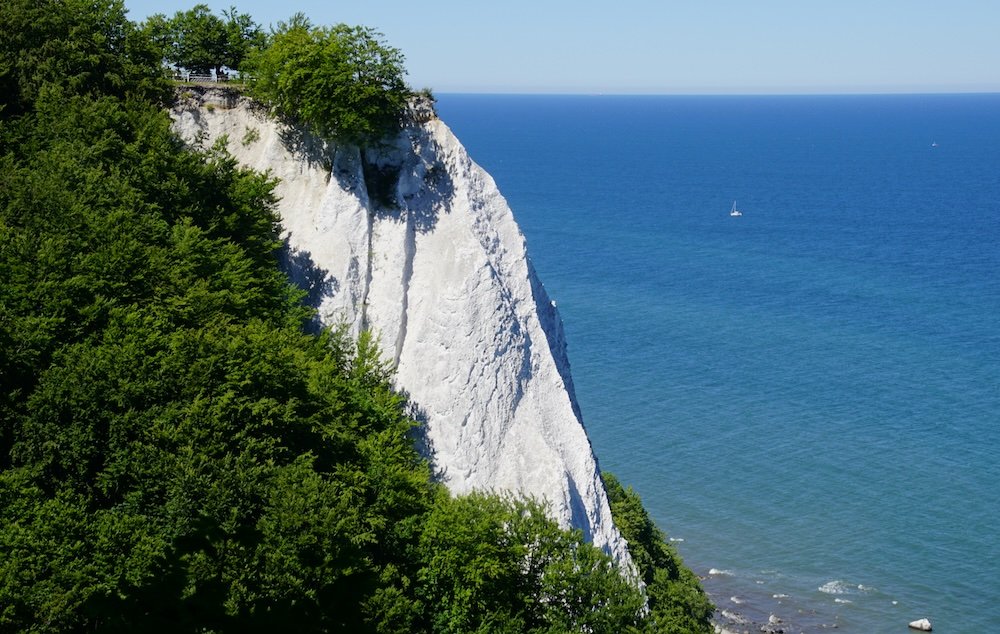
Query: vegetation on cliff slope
136 4 409 144
244 14 409 144
0 2 711 631
604 474 715 633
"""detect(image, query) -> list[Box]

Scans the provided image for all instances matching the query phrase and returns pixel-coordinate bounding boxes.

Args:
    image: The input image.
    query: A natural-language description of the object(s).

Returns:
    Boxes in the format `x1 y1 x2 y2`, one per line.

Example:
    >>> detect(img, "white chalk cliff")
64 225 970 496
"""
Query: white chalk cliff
171 89 633 568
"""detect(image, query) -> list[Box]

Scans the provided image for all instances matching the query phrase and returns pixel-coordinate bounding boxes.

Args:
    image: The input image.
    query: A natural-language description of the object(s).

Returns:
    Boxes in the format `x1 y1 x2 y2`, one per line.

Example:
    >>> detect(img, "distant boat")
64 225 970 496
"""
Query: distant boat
730 200 743 217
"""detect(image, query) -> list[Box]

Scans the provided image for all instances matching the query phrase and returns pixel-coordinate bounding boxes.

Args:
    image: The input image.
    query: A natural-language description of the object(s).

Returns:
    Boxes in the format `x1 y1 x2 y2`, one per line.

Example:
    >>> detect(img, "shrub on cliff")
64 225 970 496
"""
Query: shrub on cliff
604 473 715 633
245 14 409 145
406 492 645 633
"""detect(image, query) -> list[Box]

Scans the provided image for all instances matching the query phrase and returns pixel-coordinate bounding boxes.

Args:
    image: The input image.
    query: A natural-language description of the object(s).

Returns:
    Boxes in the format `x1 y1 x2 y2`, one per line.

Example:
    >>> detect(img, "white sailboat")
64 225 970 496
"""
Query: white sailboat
730 200 743 217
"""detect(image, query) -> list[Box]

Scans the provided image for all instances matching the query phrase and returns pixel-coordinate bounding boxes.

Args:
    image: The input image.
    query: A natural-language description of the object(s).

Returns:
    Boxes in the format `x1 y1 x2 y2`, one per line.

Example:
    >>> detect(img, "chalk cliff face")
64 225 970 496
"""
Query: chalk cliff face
171 89 632 567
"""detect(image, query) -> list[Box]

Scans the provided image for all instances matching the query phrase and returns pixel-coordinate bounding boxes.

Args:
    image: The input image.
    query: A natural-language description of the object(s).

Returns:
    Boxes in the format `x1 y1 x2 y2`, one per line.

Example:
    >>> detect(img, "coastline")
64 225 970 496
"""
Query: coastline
700 564 922 633
701 568 847 633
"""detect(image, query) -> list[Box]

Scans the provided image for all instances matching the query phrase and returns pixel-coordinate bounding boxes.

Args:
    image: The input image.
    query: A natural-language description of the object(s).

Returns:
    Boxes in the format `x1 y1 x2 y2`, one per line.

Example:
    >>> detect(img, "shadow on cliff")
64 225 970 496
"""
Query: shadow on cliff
400 393 441 482
566 476 594 548
277 120 456 238
279 238 339 331
364 133 454 235
277 122 336 171
526 259 584 423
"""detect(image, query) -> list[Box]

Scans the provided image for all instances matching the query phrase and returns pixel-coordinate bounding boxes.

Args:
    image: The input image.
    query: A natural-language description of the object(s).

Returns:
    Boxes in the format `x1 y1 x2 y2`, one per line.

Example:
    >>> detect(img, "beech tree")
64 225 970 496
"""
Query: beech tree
0 0 168 117
246 16 409 143
413 493 645 633
220 6 266 72
140 4 264 76
168 4 227 74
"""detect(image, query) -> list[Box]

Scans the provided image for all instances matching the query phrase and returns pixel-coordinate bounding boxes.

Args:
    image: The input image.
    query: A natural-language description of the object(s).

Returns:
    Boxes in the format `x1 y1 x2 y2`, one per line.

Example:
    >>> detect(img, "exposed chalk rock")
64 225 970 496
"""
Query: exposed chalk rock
171 88 634 568
908 617 933 631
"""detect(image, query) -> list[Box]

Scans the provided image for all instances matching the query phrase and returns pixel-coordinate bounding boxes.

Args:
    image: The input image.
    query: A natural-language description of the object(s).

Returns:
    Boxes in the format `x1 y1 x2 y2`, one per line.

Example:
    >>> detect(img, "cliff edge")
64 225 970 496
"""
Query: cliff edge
171 88 633 567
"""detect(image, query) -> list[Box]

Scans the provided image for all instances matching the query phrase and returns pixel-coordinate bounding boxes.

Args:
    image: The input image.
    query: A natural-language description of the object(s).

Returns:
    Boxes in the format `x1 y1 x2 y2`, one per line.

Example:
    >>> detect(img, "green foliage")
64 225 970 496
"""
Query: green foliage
0 0 171 118
137 11 175 64
242 126 261 146
1 318 433 631
171 5 227 74
140 4 265 76
0 8 428 625
246 16 408 144
220 6 267 72
414 492 645 634
169 4 226 74
603 473 715 633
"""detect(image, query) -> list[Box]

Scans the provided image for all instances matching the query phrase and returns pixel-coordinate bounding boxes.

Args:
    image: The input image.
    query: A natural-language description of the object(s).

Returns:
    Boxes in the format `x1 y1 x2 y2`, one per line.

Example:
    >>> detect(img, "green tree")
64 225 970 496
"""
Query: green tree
137 12 174 65
247 16 408 144
221 6 267 73
603 473 715 633
168 4 228 75
415 492 645 634
0 8 430 624
0 0 169 118
140 5 263 77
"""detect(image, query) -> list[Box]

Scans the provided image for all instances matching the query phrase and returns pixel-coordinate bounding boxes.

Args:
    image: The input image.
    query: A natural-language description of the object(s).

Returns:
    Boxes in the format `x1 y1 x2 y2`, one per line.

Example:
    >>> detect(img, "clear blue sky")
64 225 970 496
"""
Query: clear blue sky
124 0 1000 94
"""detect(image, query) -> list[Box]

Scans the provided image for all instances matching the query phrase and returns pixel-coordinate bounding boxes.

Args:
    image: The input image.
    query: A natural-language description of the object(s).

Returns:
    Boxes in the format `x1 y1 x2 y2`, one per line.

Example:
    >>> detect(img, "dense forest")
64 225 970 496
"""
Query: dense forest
0 1 712 631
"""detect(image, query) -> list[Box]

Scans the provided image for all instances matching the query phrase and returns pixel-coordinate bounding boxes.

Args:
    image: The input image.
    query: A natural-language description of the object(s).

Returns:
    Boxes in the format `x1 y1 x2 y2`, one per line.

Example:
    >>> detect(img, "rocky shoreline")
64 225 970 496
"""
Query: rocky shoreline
701 570 844 634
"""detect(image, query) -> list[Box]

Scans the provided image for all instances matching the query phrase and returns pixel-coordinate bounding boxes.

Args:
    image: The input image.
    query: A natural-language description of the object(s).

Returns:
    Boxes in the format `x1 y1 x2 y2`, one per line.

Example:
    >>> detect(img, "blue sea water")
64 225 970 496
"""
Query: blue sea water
435 93 1000 633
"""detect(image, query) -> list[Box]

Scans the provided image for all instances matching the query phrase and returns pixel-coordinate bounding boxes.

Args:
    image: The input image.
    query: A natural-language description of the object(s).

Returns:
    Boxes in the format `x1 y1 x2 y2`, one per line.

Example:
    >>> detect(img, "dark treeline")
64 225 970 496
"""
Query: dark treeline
0 1 712 631
139 4 265 77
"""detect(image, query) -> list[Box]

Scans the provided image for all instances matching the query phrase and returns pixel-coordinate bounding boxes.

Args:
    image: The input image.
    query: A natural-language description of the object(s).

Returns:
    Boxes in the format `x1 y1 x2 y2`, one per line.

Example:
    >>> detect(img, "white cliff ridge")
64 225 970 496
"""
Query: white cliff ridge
171 89 633 567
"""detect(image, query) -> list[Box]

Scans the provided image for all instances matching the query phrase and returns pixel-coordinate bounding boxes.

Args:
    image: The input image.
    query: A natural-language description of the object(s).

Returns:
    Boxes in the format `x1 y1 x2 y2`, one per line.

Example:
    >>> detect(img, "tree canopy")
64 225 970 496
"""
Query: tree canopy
0 0 169 118
245 15 409 144
139 4 265 76
415 492 646 633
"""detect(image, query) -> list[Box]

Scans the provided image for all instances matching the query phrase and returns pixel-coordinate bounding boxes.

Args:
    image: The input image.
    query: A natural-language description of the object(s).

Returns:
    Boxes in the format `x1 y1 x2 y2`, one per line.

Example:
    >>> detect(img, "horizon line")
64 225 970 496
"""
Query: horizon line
430 89 1000 98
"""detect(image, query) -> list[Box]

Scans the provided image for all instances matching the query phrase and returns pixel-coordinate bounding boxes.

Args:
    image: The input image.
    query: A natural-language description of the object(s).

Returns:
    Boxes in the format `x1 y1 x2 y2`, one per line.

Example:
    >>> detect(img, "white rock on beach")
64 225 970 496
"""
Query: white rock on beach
171 89 634 569
908 617 933 631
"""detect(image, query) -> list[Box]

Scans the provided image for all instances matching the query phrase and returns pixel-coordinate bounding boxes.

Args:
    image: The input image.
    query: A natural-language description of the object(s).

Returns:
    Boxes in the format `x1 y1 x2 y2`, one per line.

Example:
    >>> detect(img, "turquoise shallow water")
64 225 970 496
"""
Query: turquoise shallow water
436 93 1000 633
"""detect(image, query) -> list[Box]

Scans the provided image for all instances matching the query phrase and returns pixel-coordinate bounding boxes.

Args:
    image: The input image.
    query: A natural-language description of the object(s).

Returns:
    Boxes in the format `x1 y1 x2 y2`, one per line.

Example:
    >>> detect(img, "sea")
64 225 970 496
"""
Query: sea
434 93 1000 634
